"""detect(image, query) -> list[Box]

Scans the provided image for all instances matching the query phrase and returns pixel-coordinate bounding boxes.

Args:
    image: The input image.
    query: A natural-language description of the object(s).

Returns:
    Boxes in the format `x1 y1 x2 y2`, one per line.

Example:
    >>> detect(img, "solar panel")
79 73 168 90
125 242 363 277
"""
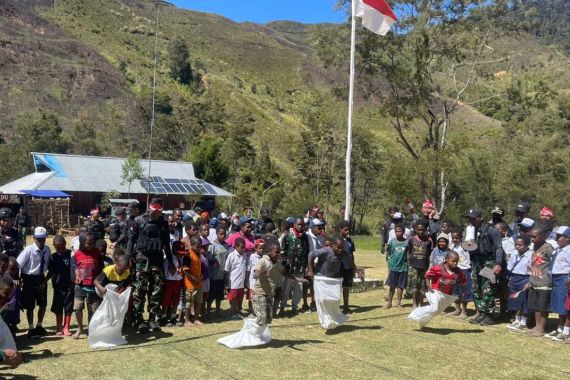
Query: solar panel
140 177 220 195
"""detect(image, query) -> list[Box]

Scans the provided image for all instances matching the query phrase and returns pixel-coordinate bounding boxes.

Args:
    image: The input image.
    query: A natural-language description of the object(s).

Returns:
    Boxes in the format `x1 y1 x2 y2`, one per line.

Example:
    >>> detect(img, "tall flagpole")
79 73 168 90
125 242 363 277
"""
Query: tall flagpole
344 0 357 222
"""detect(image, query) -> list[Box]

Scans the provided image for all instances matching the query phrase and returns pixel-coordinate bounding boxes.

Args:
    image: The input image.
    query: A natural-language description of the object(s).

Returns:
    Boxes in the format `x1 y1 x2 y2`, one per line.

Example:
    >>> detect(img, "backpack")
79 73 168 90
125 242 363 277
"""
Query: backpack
108 219 121 243
476 223 495 262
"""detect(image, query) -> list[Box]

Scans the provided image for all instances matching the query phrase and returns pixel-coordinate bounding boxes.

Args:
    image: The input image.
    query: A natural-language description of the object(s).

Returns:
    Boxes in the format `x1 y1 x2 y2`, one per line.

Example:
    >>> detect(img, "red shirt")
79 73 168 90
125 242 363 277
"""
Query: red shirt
74 249 103 286
425 265 466 295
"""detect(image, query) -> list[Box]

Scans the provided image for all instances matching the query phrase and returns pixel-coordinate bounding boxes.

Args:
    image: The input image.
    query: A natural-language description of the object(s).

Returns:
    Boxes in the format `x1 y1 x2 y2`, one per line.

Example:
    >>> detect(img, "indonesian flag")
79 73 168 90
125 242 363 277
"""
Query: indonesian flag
355 0 397 36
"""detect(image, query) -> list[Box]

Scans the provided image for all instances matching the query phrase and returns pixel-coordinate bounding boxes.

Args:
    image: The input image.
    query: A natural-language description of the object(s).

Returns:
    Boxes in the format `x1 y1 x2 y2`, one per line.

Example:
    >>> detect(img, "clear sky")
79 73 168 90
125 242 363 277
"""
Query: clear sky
169 0 346 24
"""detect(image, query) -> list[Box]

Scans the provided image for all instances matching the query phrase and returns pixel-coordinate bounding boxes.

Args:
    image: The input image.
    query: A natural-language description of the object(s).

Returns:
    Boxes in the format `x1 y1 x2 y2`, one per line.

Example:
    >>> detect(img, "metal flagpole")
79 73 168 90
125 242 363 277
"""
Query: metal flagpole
146 1 160 206
344 0 357 222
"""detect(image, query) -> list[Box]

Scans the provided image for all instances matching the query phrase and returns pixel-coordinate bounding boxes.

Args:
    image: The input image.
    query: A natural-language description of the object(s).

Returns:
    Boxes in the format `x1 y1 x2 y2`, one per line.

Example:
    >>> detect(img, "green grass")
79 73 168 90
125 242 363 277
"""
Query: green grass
3 247 568 379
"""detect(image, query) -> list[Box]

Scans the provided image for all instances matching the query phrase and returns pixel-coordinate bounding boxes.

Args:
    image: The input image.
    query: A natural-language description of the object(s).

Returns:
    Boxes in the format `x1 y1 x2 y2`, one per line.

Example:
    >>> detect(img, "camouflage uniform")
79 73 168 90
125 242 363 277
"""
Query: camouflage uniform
252 293 273 326
471 224 504 314
128 214 172 324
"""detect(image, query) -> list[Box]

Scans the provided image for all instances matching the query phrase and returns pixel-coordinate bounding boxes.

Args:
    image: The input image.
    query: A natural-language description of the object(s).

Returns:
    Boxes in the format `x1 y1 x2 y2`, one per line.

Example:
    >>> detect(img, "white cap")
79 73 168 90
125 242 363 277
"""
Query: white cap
219 212 228 219
392 212 403 220
33 226 48 239
519 218 535 228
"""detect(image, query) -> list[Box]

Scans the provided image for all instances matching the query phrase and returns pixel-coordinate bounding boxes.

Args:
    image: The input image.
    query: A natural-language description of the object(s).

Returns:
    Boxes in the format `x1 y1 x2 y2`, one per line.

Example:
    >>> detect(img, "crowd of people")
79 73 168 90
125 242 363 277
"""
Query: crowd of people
0 197 568 366
0 200 357 362
381 200 570 340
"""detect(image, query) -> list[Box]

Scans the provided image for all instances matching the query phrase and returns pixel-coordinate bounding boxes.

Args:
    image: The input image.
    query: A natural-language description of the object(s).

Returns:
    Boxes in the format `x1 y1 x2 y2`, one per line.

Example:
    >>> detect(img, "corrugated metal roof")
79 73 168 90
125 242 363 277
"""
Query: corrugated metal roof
0 153 233 197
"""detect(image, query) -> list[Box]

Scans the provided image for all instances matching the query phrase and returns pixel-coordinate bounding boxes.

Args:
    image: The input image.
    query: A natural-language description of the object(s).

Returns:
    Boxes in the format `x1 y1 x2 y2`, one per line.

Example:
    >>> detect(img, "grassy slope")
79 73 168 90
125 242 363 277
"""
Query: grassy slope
3 240 568 380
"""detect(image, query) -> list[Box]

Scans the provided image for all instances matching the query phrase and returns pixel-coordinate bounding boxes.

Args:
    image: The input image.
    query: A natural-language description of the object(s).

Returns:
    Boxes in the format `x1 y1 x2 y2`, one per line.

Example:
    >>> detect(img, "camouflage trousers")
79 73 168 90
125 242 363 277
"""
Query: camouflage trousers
252 293 273 326
133 260 163 323
471 260 498 314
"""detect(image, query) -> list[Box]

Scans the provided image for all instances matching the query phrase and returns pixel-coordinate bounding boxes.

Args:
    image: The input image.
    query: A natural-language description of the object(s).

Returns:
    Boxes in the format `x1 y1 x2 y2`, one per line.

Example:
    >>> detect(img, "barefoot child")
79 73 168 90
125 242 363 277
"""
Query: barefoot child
72 232 103 339
4 258 21 335
248 239 265 313
182 236 203 327
407 221 433 308
251 240 284 327
46 235 74 336
449 230 473 318
160 242 184 327
225 238 247 320
385 226 408 310
408 251 466 328
207 226 228 317
527 225 554 337
505 235 532 331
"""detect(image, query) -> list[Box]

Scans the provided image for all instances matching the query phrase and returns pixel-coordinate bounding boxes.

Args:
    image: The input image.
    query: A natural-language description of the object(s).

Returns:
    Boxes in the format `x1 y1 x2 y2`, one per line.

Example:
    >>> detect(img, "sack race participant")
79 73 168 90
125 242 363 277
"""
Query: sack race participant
408 251 466 328
90 255 131 348
308 236 349 330
217 240 284 349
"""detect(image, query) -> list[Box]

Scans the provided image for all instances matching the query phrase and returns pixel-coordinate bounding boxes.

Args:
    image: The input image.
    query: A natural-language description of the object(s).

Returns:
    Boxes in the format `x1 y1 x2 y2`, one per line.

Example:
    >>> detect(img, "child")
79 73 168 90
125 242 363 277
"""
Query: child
94 254 131 296
182 236 203 327
505 235 532 331
251 240 284 327
4 258 21 335
46 235 74 336
407 221 433 308
337 220 356 314
430 234 450 267
385 225 408 310
248 239 265 313
96 239 112 267
16 226 51 339
408 251 466 328
207 226 228 317
72 232 103 339
527 225 554 337
449 229 472 318
439 220 454 241
199 238 211 321
224 237 246 320
161 241 184 327
546 226 570 341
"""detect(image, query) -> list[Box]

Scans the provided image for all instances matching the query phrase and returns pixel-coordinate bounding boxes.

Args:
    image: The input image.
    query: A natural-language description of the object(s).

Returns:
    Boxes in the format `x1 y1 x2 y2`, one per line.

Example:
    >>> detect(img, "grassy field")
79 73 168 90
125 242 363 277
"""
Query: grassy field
2 236 569 380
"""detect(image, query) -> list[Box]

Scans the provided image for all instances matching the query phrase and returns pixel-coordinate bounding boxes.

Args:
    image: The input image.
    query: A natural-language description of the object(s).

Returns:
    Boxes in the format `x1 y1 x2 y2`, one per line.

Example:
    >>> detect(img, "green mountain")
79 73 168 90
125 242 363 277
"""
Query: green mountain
0 0 568 225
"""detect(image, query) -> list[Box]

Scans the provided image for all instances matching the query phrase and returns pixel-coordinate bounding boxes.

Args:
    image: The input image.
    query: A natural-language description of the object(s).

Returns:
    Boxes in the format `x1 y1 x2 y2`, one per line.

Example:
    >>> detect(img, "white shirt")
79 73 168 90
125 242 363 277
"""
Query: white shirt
450 244 471 270
551 245 570 275
501 237 517 263
17 243 51 275
547 238 559 251
248 253 262 289
208 228 217 243
306 230 324 253
388 228 411 243
507 249 532 275
224 249 246 289
164 255 183 281
70 236 80 255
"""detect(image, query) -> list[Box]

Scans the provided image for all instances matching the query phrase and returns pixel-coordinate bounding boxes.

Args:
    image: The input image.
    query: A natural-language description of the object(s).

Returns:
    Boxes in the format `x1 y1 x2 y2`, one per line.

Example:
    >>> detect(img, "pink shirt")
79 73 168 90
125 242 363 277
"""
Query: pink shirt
226 232 255 253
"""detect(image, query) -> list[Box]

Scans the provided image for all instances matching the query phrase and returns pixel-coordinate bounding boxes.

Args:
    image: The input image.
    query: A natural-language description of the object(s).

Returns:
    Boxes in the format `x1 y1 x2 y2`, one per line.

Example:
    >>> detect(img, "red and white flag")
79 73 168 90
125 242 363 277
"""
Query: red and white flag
355 0 397 35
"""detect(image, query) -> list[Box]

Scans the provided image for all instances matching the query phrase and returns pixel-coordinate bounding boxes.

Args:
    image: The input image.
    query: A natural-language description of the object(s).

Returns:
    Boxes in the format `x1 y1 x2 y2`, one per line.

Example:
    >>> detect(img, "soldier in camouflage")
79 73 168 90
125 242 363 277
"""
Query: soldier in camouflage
127 198 175 333
466 209 504 326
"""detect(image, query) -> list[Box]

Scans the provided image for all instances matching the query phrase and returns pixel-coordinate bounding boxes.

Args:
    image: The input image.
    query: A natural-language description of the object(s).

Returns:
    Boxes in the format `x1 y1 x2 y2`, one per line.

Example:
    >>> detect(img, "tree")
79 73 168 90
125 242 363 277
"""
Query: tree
186 136 230 186
70 117 101 156
121 152 145 198
169 38 193 85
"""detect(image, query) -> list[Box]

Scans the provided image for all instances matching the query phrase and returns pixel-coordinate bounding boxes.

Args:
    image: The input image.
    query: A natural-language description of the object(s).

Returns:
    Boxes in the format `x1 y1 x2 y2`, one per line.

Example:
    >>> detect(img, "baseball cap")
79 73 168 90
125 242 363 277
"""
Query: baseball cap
33 226 48 239
490 206 504 216
219 212 228 220
515 202 530 213
553 226 570 237
392 212 403 220
467 209 483 218
209 217 219 227
519 218 535 229
309 218 326 228
238 216 253 226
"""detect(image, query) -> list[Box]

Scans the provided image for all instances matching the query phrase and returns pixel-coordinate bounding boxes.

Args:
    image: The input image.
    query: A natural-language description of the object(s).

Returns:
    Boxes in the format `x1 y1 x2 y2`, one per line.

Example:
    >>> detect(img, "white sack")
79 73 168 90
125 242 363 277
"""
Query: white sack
217 318 271 349
407 289 457 328
313 275 349 329
89 286 131 349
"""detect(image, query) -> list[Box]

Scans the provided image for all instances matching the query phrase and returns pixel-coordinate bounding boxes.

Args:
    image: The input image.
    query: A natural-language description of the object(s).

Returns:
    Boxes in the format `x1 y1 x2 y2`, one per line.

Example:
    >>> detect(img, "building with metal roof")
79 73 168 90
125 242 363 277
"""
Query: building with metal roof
0 153 232 215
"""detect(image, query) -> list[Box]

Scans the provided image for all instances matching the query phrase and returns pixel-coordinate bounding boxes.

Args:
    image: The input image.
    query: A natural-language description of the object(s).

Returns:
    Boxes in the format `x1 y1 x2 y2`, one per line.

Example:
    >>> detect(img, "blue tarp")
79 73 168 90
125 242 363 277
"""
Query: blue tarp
21 190 70 198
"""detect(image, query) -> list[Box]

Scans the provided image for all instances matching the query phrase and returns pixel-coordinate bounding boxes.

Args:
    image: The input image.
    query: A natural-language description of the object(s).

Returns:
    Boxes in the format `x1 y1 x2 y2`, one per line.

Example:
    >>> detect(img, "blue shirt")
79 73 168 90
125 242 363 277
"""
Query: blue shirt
507 249 532 276
551 245 570 275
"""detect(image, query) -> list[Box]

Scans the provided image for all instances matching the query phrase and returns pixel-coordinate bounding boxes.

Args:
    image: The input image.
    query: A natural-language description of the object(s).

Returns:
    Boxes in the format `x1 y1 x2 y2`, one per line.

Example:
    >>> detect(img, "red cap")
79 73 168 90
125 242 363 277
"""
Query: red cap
255 238 265 246
149 203 163 212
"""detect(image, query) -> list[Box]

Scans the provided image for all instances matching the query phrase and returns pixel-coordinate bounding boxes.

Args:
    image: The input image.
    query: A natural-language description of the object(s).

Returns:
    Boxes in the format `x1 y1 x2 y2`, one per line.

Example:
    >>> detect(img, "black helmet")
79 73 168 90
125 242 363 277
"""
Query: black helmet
0 208 13 219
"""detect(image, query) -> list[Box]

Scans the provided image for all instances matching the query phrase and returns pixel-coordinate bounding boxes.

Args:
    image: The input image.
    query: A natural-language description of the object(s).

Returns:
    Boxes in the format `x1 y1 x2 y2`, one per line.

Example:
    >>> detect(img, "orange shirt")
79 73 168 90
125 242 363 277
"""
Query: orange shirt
182 249 202 289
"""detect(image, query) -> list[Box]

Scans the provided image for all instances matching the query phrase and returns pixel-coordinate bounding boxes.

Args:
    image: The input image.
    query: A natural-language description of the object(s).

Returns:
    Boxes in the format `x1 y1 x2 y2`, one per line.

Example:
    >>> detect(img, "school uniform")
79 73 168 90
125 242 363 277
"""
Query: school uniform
506 249 532 313
161 255 183 310
224 249 246 303
17 243 51 310
550 245 570 315
452 245 473 302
